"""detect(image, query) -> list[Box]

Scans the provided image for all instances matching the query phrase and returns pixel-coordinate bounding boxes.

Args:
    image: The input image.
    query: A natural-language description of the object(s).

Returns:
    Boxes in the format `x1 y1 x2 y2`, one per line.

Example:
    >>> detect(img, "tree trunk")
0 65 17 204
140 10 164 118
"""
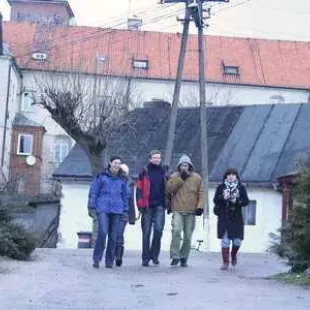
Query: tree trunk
86 149 104 176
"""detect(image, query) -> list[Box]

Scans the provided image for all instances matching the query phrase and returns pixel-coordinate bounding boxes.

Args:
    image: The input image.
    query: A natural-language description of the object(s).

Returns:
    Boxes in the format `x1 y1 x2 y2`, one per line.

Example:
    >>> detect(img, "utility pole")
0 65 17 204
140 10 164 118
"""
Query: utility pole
197 0 210 250
161 0 230 251
162 6 191 167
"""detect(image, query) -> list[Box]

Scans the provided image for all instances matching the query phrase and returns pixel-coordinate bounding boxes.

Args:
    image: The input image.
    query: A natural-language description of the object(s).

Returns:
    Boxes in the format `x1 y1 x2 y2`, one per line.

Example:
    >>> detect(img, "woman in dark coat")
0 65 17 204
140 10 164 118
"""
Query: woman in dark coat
115 164 136 267
213 168 249 270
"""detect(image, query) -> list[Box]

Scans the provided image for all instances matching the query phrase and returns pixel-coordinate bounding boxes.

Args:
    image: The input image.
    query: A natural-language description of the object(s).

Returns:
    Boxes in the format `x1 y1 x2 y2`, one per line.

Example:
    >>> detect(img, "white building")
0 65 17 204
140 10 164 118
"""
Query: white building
53 103 310 252
0 53 21 180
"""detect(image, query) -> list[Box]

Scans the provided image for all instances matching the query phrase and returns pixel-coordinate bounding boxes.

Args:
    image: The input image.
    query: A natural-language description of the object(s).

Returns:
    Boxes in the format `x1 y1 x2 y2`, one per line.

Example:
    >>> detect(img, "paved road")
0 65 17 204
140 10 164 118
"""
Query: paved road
0 249 309 310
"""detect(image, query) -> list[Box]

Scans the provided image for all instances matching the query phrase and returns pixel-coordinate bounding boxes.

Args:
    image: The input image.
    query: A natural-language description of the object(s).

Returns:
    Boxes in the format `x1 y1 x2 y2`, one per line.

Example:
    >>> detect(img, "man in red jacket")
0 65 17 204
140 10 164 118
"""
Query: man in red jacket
136 150 167 267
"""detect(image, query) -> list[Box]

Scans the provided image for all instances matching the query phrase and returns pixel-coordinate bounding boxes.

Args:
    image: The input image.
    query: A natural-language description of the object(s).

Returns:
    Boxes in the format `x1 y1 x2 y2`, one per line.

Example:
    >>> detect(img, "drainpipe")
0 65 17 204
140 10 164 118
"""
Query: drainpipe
0 12 3 56
1 63 12 167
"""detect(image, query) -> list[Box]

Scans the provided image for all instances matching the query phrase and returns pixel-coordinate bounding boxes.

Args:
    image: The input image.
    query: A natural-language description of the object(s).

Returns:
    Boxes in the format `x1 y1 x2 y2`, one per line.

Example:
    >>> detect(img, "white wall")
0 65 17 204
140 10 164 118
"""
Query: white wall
132 78 309 106
0 57 20 179
58 183 282 253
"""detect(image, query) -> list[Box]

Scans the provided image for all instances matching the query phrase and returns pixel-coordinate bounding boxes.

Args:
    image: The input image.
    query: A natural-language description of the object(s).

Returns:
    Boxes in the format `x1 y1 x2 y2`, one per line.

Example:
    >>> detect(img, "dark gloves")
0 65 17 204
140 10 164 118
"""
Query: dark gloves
167 208 171 215
180 171 190 181
196 208 203 216
88 209 96 218
138 207 144 213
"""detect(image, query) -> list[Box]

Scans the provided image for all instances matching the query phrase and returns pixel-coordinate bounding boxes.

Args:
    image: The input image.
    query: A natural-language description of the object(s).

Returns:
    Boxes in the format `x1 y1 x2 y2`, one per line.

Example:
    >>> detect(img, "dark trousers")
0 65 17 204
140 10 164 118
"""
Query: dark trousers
141 206 165 262
116 214 128 248
93 213 121 266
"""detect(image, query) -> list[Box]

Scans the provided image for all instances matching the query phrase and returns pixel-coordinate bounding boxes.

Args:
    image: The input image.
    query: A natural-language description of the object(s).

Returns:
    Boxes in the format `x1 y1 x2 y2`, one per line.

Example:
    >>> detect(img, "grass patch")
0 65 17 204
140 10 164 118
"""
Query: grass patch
269 272 310 288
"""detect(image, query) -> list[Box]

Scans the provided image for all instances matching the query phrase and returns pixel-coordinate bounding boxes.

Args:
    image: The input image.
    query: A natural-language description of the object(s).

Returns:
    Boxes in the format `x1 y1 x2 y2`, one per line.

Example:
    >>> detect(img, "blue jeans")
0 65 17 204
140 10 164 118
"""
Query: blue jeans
141 206 165 262
93 213 121 266
221 231 242 248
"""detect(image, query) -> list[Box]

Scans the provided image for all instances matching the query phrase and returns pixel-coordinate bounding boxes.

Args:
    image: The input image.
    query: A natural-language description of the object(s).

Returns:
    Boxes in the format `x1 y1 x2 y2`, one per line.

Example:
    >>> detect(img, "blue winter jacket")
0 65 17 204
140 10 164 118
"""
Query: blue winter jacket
87 170 129 214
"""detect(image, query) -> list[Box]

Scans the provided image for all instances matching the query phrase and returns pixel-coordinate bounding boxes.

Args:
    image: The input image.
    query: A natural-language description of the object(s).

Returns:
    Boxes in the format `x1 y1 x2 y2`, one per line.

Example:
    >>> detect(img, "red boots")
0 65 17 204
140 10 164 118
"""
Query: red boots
220 247 230 270
231 246 240 266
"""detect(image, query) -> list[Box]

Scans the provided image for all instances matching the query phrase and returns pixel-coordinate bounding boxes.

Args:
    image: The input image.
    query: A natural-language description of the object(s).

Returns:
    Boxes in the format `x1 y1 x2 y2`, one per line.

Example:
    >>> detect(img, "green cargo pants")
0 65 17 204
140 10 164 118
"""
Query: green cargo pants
170 211 196 260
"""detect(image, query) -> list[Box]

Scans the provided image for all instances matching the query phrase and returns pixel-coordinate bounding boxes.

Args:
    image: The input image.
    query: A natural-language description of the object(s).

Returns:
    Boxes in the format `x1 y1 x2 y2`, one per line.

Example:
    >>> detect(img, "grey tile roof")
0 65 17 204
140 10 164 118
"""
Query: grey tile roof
53 103 310 184
13 113 44 128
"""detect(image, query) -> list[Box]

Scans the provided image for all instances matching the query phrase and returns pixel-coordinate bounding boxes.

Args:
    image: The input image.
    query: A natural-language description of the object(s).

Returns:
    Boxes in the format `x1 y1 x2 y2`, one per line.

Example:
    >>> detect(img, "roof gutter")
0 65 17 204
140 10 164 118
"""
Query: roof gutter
0 12 3 56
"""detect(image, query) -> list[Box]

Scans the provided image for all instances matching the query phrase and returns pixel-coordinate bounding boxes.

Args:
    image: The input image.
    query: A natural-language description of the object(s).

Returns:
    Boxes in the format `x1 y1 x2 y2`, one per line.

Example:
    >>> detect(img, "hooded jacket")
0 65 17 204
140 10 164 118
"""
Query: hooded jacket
166 155 205 212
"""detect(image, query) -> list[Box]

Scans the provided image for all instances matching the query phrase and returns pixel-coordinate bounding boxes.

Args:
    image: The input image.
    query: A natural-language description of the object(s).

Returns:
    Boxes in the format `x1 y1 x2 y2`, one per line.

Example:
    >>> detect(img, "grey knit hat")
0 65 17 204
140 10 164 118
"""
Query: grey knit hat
177 154 194 169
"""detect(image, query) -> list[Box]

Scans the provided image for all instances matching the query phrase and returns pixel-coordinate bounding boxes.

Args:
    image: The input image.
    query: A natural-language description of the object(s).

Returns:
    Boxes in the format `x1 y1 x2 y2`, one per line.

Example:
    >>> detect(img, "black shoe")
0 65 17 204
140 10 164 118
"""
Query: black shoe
180 258 188 267
116 258 122 267
93 261 99 268
152 258 160 265
170 258 179 266
142 260 149 267
105 264 113 268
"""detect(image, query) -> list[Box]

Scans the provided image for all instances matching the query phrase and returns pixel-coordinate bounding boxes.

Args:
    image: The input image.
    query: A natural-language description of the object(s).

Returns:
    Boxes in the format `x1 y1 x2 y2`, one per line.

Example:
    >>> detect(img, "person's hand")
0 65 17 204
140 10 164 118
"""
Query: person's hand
196 209 203 216
138 207 144 213
223 189 230 200
167 208 172 215
88 209 96 218
180 171 189 181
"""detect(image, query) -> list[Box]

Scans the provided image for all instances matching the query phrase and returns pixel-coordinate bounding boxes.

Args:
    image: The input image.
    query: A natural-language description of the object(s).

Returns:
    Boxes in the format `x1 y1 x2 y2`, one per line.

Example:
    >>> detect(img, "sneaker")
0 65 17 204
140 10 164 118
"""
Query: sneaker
170 258 179 266
93 261 99 268
180 258 188 267
142 260 149 267
152 258 160 265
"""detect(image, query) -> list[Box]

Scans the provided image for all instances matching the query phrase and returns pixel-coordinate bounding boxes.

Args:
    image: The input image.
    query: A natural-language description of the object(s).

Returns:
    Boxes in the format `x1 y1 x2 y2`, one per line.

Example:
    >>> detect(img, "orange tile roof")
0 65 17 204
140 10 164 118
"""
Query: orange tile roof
3 21 310 89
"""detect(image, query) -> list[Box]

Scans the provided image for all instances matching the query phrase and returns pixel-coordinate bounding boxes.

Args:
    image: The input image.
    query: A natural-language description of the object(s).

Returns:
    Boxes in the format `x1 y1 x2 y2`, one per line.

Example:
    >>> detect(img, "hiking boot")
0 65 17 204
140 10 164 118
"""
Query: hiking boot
170 258 180 266
93 261 99 268
142 260 149 267
152 258 160 265
105 264 113 268
180 258 188 267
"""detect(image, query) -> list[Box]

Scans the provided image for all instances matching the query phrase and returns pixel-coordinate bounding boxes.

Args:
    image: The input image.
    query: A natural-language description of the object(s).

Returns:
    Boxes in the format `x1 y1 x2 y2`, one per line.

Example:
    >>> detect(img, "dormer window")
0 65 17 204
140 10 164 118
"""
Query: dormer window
31 52 48 61
132 59 148 69
223 65 239 76
97 55 107 65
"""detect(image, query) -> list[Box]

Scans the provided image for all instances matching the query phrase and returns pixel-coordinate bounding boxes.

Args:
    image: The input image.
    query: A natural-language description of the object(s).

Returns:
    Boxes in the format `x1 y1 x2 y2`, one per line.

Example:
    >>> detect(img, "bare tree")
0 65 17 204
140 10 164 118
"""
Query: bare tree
34 65 138 176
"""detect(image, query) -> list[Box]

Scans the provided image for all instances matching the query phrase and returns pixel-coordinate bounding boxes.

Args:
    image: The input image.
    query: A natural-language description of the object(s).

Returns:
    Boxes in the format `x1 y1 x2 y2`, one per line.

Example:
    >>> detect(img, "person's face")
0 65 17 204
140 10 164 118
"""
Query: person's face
179 163 189 172
109 159 121 174
226 173 237 182
149 153 161 165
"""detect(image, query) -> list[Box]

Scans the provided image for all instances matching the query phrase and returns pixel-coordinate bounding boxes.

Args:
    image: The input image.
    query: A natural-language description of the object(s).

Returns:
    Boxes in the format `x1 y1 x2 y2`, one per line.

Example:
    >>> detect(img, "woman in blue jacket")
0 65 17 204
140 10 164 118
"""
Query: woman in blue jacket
88 156 129 268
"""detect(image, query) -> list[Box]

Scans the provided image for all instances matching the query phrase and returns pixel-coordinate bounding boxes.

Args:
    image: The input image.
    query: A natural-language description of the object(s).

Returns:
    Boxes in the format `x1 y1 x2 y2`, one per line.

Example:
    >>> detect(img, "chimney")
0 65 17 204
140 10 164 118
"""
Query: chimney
127 15 142 31
0 12 3 56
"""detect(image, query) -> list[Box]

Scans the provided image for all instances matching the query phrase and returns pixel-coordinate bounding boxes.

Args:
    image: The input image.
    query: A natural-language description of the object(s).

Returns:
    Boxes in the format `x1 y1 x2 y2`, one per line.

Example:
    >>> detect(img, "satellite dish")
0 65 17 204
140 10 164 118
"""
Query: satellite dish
26 155 36 166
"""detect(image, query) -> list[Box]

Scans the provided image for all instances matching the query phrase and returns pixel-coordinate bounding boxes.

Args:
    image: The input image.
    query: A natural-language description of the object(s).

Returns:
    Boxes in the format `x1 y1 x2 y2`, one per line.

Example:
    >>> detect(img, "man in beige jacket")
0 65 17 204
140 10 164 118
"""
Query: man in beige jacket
166 154 205 267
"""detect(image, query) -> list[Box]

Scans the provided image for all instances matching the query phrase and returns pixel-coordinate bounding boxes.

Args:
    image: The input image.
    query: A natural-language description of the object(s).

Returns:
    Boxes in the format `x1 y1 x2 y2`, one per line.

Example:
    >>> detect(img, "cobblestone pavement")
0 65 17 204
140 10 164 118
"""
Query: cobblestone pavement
0 249 309 310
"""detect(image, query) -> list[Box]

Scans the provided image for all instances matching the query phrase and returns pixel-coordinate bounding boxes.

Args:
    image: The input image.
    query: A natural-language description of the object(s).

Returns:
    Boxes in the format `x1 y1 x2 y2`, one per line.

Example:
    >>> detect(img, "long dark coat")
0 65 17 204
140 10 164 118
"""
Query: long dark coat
213 182 249 240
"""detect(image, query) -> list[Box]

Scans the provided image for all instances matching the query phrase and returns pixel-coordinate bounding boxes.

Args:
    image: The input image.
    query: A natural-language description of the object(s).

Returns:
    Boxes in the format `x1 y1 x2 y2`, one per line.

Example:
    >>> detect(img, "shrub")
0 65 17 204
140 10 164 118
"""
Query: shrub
0 208 37 260
270 167 310 272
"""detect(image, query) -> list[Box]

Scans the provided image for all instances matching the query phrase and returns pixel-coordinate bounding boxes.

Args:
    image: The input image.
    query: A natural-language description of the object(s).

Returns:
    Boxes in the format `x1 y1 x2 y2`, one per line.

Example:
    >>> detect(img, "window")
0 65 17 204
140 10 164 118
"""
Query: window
21 92 35 112
132 59 148 69
17 134 33 155
53 137 71 164
242 200 257 225
97 55 107 65
223 65 239 76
